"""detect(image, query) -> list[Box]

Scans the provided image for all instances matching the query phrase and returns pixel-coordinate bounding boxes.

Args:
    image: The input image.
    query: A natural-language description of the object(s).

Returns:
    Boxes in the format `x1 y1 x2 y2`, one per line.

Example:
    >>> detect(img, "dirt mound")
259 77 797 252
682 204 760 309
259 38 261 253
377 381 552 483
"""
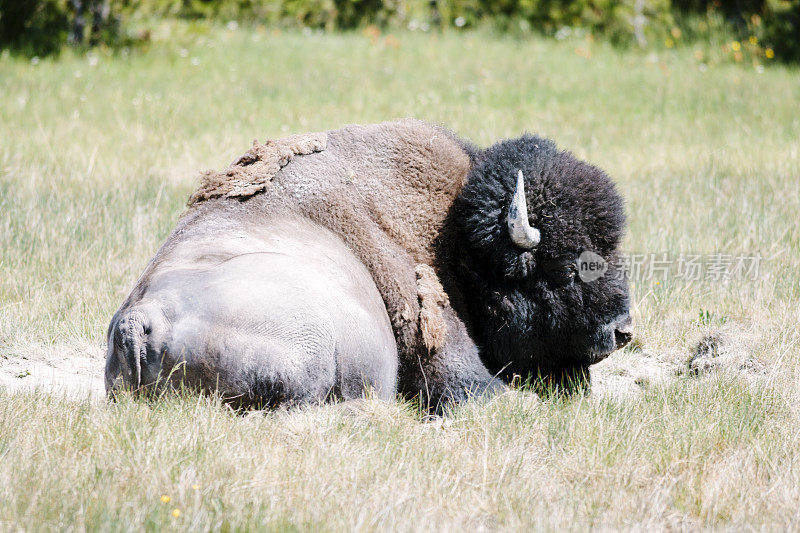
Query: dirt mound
686 327 764 376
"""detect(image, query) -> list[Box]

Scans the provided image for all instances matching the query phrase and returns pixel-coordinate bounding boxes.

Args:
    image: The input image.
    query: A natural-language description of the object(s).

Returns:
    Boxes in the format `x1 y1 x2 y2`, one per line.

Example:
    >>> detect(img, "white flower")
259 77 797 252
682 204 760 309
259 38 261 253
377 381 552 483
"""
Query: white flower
555 26 572 40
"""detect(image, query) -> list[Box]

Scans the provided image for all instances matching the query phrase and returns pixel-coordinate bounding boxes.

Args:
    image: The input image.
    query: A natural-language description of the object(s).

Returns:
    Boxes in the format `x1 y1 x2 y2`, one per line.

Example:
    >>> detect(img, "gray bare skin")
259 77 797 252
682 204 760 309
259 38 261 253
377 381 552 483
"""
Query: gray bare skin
105 205 397 406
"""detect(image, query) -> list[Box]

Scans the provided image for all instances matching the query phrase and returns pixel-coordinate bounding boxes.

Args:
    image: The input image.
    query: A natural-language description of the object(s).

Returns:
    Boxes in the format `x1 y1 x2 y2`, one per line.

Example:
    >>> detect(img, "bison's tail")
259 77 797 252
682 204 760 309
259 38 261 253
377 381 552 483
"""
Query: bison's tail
105 308 150 395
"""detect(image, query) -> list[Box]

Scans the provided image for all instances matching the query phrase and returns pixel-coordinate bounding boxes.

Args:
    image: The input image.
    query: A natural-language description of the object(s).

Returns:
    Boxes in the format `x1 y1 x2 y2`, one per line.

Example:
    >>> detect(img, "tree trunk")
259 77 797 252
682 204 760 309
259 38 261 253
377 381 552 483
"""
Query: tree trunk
69 0 85 45
89 0 111 46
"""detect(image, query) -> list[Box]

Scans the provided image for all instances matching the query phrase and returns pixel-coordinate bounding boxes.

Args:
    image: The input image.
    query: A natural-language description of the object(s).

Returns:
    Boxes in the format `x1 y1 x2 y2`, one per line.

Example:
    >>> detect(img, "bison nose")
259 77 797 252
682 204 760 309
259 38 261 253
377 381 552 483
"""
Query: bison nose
614 317 633 349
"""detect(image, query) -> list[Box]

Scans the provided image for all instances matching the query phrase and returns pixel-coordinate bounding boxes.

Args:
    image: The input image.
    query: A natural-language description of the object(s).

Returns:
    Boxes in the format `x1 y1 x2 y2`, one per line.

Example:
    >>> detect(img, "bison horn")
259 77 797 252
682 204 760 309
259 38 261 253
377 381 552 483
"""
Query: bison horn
507 170 540 249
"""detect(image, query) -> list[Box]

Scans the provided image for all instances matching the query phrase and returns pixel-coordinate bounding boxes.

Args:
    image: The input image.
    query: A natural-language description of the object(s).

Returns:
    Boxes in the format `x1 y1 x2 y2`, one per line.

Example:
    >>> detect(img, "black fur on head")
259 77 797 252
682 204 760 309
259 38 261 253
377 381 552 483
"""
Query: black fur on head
453 134 631 388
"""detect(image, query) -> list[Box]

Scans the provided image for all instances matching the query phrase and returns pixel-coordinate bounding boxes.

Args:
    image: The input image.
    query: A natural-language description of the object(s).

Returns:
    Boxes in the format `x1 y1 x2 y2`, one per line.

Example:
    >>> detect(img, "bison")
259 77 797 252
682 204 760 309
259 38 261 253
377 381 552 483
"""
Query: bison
105 119 631 409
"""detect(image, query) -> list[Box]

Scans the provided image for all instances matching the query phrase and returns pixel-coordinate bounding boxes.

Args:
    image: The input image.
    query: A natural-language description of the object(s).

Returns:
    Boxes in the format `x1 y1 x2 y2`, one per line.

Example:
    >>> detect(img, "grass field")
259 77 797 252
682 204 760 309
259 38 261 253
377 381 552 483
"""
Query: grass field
1 24 800 529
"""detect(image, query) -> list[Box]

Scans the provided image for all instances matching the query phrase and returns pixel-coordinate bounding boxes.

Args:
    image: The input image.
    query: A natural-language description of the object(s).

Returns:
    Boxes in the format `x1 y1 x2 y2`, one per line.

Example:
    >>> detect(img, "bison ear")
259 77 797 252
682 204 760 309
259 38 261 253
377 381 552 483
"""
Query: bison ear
507 170 540 250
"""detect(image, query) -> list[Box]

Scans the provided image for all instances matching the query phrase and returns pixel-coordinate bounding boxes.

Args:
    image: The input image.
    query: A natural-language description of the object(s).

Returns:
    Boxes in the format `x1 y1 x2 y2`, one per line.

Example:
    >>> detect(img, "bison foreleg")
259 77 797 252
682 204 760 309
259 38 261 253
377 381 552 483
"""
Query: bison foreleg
391 265 505 412
400 303 506 413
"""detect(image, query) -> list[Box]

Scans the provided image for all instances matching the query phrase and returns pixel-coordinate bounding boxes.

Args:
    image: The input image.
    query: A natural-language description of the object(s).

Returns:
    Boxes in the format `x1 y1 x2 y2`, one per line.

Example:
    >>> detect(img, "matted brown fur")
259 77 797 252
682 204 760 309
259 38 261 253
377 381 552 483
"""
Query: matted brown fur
187 132 327 205
416 264 450 351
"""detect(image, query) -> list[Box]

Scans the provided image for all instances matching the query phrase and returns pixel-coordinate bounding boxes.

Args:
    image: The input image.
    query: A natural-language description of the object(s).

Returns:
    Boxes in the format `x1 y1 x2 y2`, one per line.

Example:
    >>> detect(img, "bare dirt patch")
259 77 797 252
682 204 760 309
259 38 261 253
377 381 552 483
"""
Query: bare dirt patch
0 342 105 398
592 322 765 399
591 345 685 399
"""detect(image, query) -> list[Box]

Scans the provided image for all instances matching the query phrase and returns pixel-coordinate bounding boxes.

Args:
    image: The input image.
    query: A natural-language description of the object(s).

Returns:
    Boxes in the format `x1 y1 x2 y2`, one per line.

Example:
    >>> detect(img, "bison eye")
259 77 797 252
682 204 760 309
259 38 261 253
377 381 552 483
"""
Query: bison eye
543 260 577 287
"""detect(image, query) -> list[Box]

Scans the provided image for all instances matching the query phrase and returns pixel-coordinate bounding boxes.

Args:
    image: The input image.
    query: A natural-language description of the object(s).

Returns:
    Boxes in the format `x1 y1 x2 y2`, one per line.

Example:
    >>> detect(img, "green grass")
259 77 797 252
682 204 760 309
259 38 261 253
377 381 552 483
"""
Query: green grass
1 24 800 529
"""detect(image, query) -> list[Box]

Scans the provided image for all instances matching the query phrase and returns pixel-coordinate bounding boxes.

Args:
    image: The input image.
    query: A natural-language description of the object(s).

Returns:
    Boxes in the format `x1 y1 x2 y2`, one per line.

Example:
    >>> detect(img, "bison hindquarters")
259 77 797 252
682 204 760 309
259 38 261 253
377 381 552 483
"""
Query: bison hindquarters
105 212 398 407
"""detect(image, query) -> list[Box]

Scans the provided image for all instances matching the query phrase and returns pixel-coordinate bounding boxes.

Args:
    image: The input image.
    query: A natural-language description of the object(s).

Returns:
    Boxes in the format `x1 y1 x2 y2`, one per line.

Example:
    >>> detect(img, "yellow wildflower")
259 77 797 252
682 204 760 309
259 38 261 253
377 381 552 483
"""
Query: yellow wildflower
731 41 741 52
765 48 775 59
172 509 181 518
160 495 170 503
192 484 200 490
749 36 758 45
665 38 674 49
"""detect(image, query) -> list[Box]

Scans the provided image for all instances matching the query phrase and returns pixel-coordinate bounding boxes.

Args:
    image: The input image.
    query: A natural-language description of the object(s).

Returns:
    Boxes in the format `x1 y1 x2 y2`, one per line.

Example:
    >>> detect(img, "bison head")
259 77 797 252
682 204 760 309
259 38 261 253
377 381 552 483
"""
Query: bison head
453 134 631 389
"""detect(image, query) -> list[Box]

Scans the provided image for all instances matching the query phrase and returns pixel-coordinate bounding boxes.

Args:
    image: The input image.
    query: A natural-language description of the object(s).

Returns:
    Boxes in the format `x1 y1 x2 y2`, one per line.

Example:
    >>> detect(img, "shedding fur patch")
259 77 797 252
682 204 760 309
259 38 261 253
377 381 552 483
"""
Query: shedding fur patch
187 132 327 205
415 264 449 351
